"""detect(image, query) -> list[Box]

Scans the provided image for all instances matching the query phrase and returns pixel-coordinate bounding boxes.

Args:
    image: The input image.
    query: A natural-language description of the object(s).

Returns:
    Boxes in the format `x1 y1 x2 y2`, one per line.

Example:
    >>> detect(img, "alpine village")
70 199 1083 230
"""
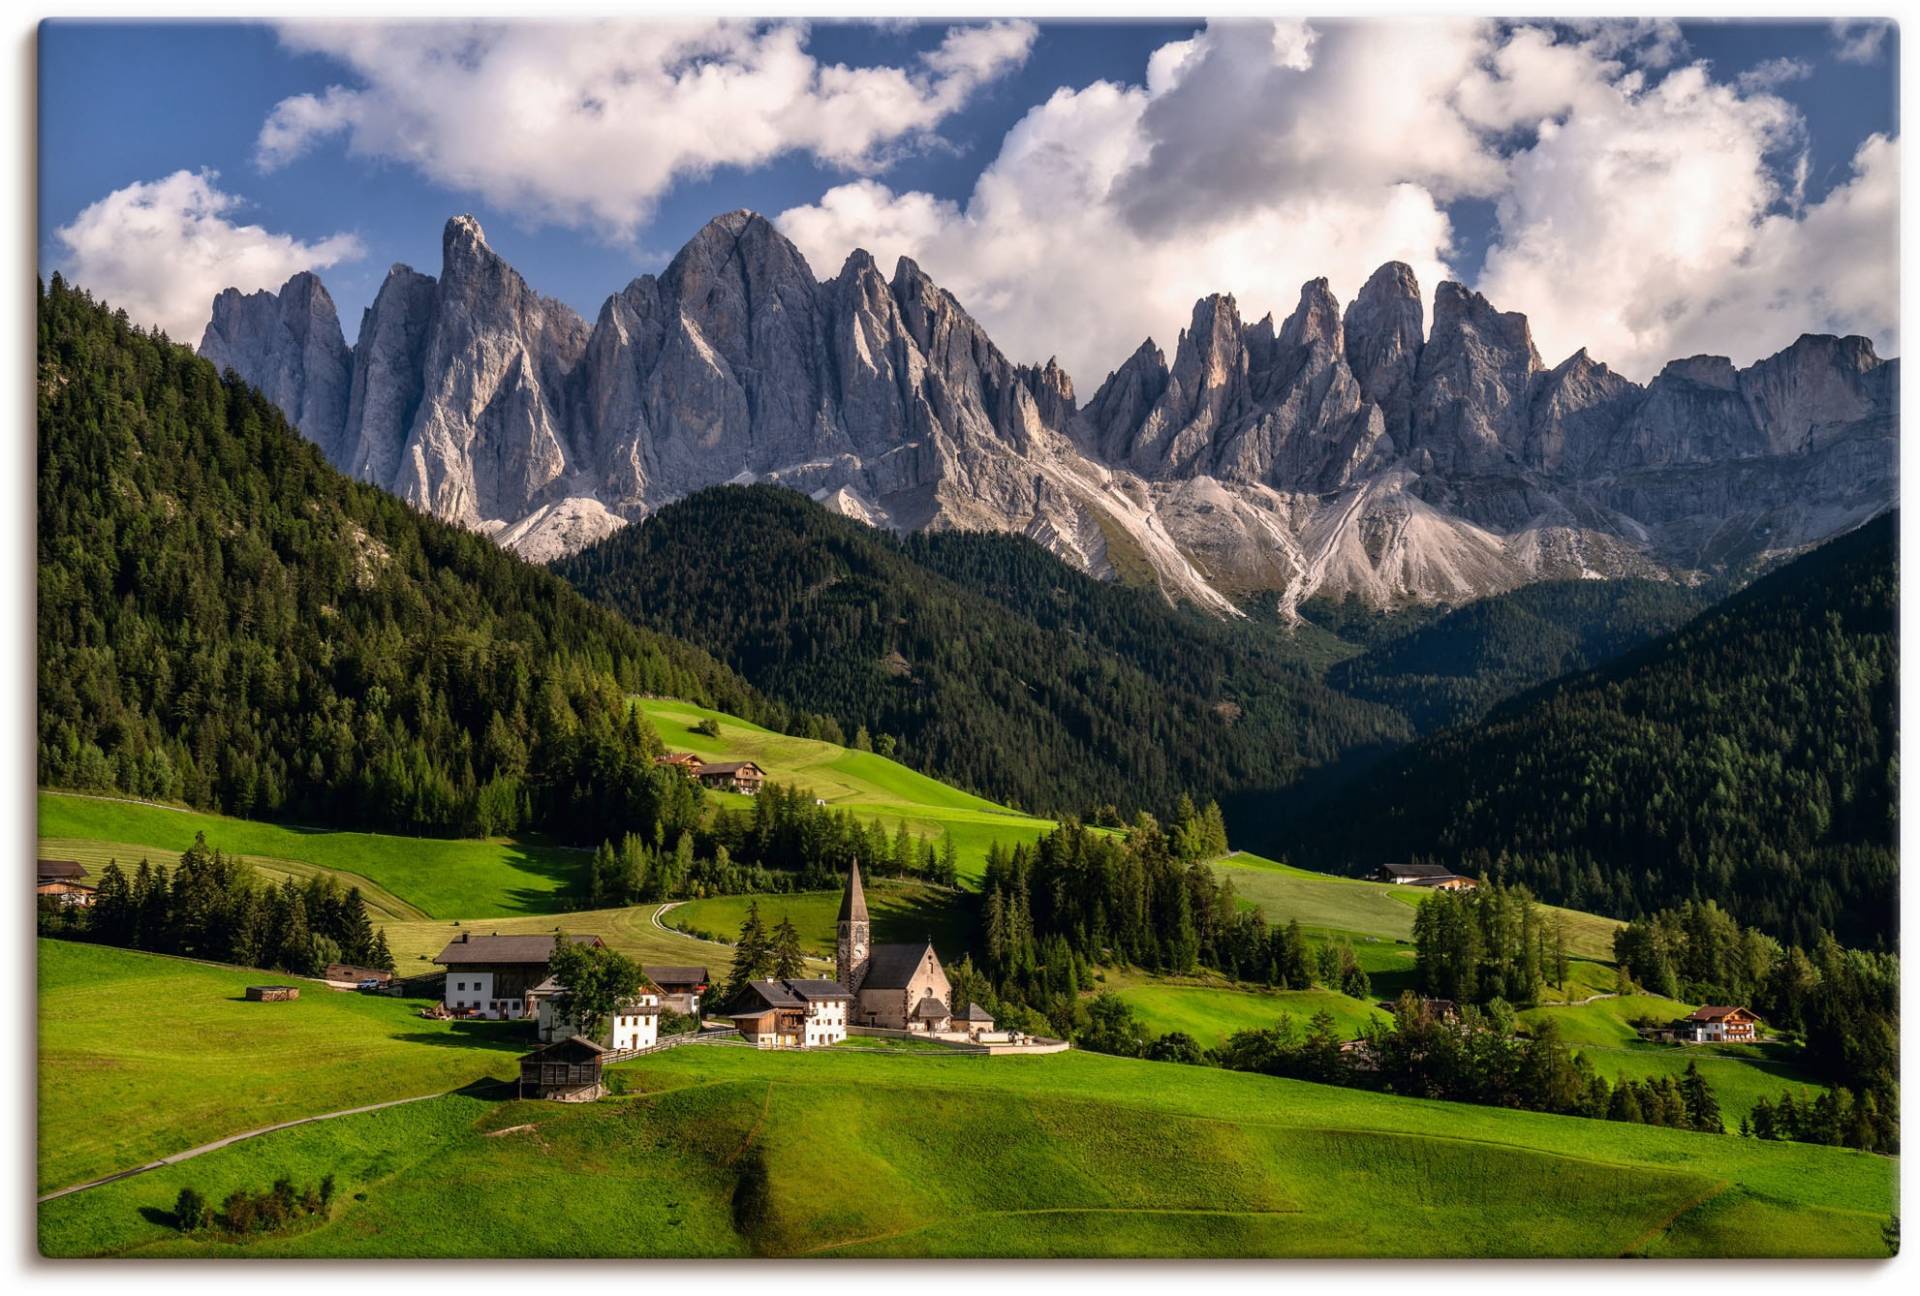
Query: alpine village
34 203 1896 1260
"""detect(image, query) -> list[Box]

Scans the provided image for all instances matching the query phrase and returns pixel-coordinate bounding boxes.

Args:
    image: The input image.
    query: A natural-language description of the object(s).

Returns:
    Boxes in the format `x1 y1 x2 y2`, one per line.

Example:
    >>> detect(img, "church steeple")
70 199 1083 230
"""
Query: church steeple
836 859 871 992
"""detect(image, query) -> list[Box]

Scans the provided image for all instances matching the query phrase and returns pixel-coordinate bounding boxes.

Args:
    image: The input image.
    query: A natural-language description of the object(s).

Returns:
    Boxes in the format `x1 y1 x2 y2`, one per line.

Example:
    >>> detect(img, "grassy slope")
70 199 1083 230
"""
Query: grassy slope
1219 851 1620 960
35 940 526 1194
378 903 755 977
666 879 971 960
1107 978 1386 1048
41 1046 1894 1259
640 699 1056 881
38 792 585 920
1520 995 1828 1125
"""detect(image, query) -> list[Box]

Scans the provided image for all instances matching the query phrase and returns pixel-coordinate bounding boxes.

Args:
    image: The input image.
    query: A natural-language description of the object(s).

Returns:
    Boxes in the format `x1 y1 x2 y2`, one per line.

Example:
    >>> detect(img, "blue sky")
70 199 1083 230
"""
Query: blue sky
38 18 1899 383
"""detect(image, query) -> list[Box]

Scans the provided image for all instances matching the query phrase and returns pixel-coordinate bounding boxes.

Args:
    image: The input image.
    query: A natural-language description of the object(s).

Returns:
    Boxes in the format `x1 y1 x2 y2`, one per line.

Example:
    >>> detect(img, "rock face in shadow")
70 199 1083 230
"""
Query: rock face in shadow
200 209 1897 613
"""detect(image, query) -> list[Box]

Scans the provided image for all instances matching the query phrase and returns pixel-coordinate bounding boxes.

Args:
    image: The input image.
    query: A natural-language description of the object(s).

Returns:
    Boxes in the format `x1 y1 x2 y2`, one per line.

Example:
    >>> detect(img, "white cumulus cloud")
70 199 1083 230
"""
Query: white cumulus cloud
50 169 364 341
256 19 1036 238
778 19 1899 387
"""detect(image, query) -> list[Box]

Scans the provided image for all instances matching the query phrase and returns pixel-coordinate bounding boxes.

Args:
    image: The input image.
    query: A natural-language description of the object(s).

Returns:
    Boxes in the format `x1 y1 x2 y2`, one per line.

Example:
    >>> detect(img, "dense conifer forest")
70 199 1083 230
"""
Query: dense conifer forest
555 485 1410 816
36 278 779 844
1291 515 1897 949
1327 578 1710 732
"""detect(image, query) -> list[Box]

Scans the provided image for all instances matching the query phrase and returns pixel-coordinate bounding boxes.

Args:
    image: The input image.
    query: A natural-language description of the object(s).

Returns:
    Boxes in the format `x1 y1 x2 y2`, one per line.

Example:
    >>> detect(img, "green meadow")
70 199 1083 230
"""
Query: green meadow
666 878 972 959
639 698 1057 880
40 1044 1895 1259
35 940 525 1195
1107 978 1387 1048
1520 995 1829 1125
38 792 586 919
1217 851 1621 960
379 903 753 976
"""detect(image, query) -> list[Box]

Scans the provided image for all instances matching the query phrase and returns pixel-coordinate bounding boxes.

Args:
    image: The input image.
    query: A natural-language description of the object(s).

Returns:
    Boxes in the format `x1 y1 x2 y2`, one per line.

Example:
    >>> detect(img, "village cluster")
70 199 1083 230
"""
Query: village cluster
426 861 1053 1100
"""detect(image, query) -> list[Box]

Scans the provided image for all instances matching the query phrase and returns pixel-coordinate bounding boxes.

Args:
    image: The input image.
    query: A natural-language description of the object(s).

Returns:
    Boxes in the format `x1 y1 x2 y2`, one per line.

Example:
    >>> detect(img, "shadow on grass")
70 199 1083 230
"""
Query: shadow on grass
395 1021 539 1054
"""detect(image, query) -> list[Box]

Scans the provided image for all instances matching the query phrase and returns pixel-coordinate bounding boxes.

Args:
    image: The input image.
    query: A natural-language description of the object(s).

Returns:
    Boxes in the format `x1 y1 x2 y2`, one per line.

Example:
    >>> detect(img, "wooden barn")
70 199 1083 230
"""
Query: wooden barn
694 760 766 794
518 1035 607 1102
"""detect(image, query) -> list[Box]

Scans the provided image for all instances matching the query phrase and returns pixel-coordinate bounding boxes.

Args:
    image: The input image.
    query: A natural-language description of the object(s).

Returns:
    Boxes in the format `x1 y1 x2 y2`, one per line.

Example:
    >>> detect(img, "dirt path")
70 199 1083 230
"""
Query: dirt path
37 1089 454 1205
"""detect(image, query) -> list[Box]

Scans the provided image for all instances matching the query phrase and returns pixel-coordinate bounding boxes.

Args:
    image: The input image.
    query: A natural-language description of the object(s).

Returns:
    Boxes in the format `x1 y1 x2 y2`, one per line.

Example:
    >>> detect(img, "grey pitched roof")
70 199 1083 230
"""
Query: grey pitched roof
524 1034 606 1063
838 859 868 923
741 978 851 1010
958 1002 994 1021
37 859 86 880
861 941 937 990
697 760 764 776
434 932 603 966
913 995 950 1019
644 965 710 987
1378 862 1453 880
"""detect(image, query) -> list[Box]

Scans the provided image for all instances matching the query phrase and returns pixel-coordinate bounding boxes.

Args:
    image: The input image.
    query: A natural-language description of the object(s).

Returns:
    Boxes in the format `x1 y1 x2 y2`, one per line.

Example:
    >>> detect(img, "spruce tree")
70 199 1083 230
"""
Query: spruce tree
770 916 805 980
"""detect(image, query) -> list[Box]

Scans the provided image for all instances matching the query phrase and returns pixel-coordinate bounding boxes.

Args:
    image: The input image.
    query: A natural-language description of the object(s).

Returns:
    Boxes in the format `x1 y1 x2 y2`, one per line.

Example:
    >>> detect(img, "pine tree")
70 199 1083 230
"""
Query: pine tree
770 916 806 980
727 900 772 999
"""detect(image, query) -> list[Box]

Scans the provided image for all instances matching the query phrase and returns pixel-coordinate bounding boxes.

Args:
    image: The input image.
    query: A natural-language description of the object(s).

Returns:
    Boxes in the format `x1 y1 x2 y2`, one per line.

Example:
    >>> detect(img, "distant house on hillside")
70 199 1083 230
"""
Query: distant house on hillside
1373 863 1478 890
36 859 94 906
730 978 851 1047
695 760 766 794
325 962 393 987
1677 1005 1759 1044
528 975 660 1052
654 751 701 776
434 932 605 1020
644 965 710 1015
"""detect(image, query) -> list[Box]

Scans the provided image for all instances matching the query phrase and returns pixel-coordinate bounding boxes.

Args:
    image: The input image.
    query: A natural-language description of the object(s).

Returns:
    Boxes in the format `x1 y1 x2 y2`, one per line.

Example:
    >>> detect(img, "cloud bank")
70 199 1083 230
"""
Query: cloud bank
777 19 1898 385
52 170 363 340
256 19 1037 237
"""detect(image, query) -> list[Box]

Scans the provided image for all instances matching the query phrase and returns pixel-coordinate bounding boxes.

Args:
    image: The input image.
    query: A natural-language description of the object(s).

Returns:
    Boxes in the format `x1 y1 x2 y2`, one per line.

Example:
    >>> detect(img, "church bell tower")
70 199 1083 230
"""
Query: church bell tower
836 858 871 992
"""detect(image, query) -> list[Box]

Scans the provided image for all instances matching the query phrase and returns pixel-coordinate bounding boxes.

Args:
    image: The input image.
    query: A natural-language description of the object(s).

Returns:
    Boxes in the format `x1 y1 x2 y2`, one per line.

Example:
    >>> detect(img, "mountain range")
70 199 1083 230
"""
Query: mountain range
200 211 1898 611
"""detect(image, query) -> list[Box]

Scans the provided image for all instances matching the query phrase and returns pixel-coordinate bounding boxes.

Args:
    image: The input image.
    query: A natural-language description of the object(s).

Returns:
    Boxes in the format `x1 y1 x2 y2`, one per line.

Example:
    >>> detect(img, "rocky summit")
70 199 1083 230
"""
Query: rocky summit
200 211 1897 608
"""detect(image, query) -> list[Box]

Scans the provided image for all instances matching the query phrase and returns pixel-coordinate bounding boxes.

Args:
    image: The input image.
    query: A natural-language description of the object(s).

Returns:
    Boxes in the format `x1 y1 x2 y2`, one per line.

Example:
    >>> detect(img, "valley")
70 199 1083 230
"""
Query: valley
34 273 1897 1260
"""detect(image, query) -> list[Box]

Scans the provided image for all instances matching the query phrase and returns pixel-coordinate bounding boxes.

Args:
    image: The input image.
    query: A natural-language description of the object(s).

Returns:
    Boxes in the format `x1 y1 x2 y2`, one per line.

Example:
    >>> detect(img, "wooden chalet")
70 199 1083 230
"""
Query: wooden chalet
36 859 94 906
1679 1005 1759 1044
643 965 711 1015
654 751 701 775
730 978 851 1047
435 931 605 1020
518 1035 607 1102
694 760 767 795
1372 862 1477 890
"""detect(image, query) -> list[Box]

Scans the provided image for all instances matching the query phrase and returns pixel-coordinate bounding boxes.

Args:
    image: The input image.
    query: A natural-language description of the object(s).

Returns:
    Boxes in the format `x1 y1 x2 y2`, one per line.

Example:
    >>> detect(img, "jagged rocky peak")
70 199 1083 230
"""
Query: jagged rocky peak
1017 356 1077 431
1659 353 1740 389
1411 280 1543 470
1344 260 1424 436
200 270 352 459
193 206 1895 610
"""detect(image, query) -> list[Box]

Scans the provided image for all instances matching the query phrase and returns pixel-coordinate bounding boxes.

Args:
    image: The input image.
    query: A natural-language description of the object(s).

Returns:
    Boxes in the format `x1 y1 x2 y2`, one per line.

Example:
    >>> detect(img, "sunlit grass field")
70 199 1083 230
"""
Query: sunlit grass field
38 792 586 919
639 699 1057 881
666 878 971 959
35 939 526 1195
1105 976 1387 1047
41 1042 1895 1259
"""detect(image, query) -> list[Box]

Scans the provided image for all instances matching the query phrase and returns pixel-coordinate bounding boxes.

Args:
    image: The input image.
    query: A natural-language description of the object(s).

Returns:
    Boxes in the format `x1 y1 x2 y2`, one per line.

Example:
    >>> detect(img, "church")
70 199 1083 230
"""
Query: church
836 860 954 1033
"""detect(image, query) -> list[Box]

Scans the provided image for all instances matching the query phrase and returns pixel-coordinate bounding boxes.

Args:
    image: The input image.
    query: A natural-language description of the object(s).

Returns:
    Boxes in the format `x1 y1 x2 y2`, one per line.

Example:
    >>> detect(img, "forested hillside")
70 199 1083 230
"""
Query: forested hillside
37 277 776 845
1291 515 1897 948
1327 578 1710 732
556 485 1410 817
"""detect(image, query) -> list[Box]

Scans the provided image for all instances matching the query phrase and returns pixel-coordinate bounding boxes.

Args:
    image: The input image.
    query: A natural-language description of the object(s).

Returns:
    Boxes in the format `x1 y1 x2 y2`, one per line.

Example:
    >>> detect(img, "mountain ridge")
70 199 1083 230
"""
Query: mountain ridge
199 210 1898 610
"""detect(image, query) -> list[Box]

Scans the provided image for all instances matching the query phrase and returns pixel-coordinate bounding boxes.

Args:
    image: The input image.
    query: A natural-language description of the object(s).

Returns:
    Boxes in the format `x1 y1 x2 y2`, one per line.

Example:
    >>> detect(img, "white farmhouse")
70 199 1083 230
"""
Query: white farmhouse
529 976 661 1052
729 978 850 1047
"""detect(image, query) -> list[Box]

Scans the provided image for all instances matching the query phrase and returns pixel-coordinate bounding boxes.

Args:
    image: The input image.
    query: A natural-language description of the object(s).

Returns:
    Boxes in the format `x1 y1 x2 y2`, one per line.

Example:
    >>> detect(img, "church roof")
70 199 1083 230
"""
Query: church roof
861 941 937 990
913 995 950 1019
838 859 869 923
